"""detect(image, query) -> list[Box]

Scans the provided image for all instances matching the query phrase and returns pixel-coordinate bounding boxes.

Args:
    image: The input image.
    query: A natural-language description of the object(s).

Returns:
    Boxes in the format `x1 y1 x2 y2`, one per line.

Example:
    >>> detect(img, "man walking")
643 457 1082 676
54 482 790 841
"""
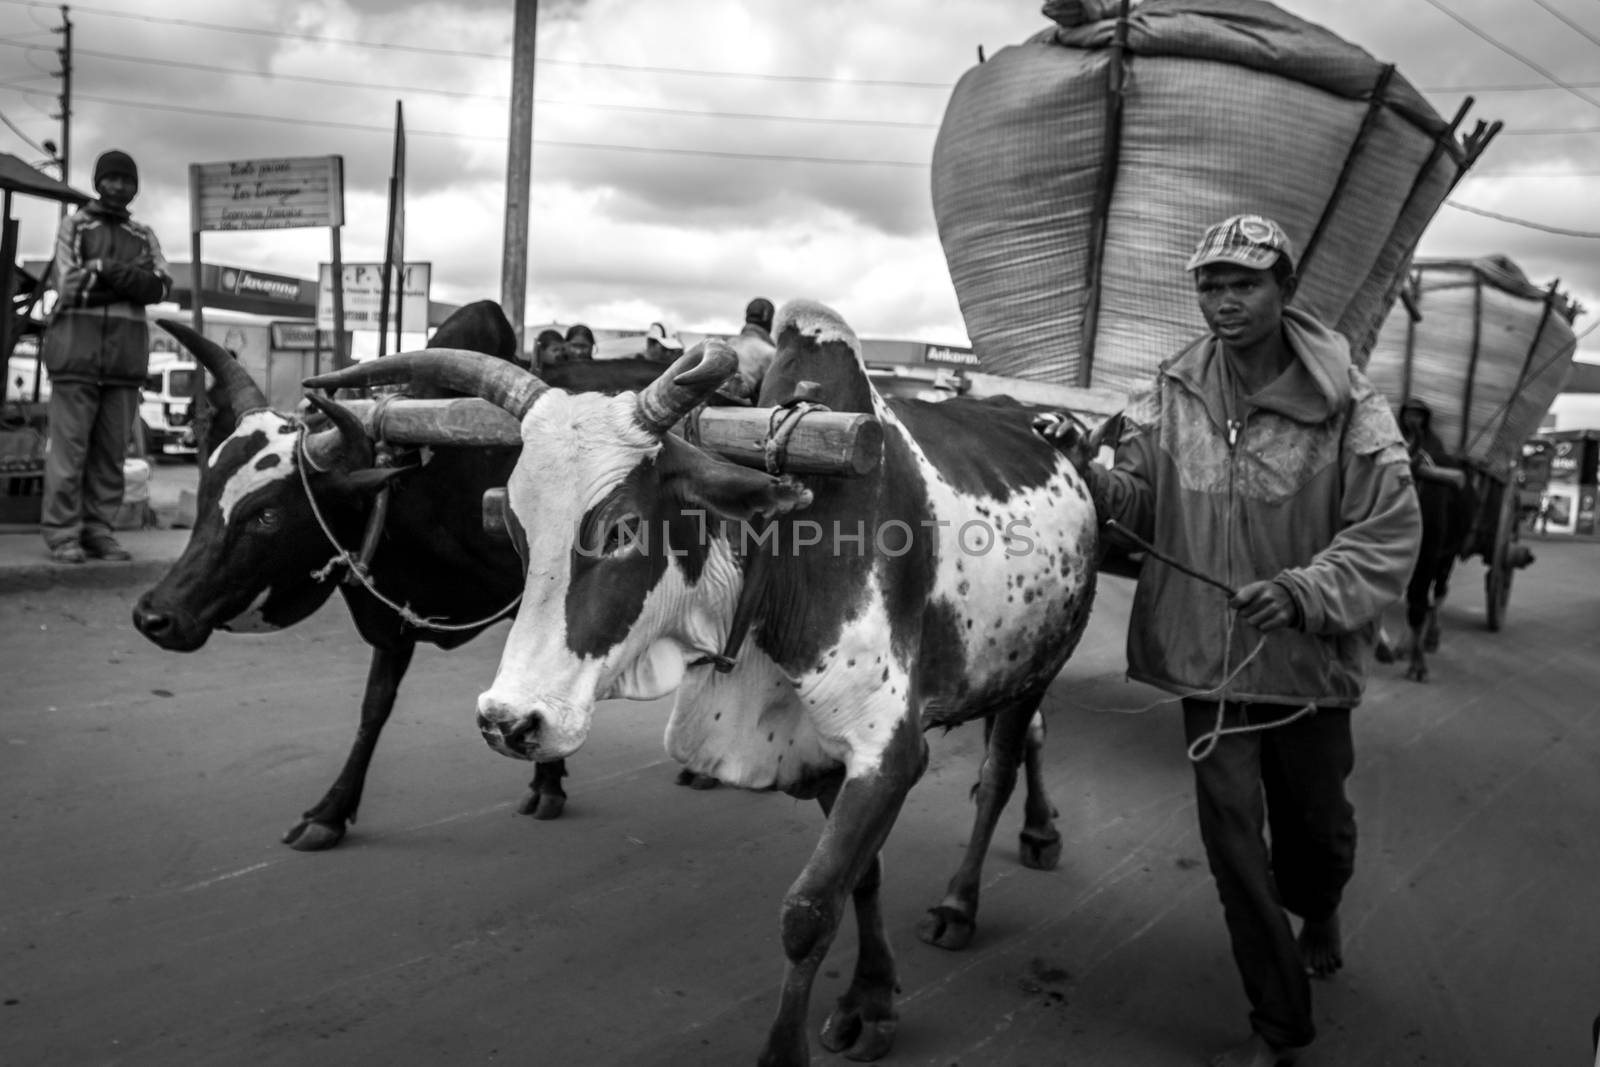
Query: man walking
1041 215 1420 1066
40 148 170 563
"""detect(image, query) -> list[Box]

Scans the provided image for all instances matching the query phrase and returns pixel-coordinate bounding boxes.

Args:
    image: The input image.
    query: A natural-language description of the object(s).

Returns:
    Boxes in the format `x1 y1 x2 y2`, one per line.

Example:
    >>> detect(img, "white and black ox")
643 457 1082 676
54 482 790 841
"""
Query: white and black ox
306 299 1100 1066
132 302 684 849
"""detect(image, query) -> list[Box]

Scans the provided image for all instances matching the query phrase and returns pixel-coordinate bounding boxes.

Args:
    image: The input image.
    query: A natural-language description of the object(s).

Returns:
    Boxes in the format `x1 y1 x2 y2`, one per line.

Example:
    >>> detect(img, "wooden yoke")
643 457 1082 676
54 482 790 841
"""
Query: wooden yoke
318 397 884 478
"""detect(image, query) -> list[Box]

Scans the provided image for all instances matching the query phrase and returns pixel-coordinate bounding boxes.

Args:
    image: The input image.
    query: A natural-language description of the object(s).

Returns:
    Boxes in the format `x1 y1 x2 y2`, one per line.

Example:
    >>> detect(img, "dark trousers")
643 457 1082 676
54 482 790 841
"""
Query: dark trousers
41 381 138 547
1182 699 1356 1050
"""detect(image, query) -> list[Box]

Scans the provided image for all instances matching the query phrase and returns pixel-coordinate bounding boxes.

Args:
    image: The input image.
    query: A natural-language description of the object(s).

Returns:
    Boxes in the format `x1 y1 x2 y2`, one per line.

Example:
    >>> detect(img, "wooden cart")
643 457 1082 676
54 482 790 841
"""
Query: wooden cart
1365 257 1582 632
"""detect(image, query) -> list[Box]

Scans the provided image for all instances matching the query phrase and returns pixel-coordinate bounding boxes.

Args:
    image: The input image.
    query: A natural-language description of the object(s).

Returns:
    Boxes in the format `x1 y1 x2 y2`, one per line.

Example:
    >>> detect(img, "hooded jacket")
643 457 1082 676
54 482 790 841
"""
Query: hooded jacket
1088 309 1421 707
42 201 171 387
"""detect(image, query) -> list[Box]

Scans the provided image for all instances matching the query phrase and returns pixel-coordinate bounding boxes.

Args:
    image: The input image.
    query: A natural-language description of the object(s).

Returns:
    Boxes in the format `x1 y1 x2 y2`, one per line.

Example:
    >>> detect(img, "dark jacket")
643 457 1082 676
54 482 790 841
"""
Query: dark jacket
42 202 171 387
1089 309 1421 707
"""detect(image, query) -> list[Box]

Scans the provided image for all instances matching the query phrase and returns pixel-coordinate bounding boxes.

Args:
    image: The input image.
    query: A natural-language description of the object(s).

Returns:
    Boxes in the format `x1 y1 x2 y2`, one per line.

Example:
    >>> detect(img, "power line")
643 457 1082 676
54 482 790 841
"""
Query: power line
6 87 929 168
1499 126 1600 134
1444 199 1600 237
1419 80 1600 92
0 104 48 154
1416 0 1600 113
0 39 940 130
1526 0 1600 49
0 0 953 89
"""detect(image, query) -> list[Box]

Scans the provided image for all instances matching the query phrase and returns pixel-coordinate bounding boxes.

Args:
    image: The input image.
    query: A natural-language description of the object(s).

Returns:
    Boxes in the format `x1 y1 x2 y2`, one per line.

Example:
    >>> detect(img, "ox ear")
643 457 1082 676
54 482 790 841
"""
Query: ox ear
657 435 812 521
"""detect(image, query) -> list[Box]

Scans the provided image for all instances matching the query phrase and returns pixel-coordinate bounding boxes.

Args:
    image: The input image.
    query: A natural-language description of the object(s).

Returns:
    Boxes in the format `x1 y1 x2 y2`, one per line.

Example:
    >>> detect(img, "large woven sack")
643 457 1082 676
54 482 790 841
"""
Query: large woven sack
932 0 1495 396
1364 256 1580 476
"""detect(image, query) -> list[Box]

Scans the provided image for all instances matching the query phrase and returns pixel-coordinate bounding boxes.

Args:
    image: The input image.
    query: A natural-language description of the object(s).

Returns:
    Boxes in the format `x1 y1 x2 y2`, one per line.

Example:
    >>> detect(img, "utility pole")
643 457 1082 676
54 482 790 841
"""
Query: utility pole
55 6 71 192
500 0 536 354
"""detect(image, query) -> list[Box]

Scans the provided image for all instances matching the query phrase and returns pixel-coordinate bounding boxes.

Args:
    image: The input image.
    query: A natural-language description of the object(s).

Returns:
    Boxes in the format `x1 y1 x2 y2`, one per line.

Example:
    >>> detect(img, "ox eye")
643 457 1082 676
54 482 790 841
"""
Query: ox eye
602 514 644 556
252 508 282 531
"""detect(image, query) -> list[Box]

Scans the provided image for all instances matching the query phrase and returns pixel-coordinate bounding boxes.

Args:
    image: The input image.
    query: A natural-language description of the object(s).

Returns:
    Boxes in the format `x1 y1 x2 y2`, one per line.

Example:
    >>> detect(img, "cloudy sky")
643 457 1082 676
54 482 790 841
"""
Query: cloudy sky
1 0 1596 368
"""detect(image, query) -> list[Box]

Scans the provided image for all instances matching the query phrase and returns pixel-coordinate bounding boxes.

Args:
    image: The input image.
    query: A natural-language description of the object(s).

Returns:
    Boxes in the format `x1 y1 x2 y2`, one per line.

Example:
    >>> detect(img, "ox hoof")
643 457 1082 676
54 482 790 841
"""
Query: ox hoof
1018 828 1062 871
916 905 976 951
819 1004 897 1062
1374 642 1396 665
1405 666 1429 683
674 768 720 789
282 819 346 851
518 792 566 820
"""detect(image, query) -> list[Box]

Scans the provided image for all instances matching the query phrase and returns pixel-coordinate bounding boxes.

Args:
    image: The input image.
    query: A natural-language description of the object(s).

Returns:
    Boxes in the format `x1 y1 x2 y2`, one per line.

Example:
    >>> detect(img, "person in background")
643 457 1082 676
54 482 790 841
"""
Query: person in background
39 148 171 565
642 321 684 364
722 296 776 402
1037 215 1421 1067
533 328 566 371
563 323 596 362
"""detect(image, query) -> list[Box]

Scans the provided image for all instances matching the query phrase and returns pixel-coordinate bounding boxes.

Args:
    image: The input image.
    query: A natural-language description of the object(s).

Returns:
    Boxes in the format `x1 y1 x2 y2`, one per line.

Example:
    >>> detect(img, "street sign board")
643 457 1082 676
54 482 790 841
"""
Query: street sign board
190 155 345 232
316 262 431 333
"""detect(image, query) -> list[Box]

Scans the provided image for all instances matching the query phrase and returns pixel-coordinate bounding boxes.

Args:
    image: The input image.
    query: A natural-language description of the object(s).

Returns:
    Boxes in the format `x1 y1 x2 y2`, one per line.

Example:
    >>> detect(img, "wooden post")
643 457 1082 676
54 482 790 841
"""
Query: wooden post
330 225 347 370
501 0 538 353
187 163 210 449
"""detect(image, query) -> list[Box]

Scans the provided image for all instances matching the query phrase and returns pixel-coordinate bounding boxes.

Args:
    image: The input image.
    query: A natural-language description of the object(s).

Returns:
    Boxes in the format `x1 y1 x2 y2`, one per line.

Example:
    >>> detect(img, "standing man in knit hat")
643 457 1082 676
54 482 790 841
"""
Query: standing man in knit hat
1037 215 1420 1066
39 148 171 564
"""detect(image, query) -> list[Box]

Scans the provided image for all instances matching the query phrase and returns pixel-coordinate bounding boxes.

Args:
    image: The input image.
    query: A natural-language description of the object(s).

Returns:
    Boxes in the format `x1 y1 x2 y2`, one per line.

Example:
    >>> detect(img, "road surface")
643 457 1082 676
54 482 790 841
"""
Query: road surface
2 541 1597 1066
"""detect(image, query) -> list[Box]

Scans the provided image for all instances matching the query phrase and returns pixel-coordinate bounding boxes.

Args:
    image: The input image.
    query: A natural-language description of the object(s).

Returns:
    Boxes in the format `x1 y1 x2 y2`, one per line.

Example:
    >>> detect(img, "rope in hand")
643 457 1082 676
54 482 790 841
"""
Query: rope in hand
296 424 522 633
1081 518 1316 761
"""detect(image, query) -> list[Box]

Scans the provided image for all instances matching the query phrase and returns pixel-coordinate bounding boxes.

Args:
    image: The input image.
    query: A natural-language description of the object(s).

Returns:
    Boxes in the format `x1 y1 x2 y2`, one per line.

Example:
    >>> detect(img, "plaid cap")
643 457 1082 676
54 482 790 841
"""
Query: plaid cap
1185 214 1295 273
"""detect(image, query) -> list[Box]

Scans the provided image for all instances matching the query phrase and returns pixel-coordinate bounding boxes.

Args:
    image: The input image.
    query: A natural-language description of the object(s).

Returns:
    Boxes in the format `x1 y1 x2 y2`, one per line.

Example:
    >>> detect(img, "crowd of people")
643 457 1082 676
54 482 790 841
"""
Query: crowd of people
527 296 777 386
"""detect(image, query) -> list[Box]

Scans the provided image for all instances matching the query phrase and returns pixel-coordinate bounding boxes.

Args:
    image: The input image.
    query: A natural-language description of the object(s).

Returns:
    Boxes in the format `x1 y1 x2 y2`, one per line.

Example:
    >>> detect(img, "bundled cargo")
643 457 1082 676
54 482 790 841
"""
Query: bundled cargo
1363 255 1582 476
931 0 1498 397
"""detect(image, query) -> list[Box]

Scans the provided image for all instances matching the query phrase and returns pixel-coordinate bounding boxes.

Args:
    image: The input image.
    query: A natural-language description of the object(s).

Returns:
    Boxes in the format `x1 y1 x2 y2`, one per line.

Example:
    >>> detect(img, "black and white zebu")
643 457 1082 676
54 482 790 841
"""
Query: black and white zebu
132 302 680 848
305 299 1101 1065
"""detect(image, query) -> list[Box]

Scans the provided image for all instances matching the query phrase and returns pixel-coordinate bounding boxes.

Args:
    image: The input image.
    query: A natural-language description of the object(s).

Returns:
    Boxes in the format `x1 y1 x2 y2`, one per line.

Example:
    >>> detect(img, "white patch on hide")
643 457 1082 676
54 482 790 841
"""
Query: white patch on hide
214 411 300 525
218 586 280 633
667 648 838 791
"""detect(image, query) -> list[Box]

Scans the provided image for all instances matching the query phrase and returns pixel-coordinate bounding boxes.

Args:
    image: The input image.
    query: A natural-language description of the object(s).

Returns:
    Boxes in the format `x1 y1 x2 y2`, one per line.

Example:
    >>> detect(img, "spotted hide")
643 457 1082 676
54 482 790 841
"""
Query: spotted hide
131 302 673 850
304 299 1099 1066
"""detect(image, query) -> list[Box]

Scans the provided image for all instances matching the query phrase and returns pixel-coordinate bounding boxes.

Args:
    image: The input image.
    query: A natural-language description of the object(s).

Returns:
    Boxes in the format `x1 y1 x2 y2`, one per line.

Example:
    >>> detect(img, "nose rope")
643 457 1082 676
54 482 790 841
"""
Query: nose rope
295 425 522 633
1078 518 1316 761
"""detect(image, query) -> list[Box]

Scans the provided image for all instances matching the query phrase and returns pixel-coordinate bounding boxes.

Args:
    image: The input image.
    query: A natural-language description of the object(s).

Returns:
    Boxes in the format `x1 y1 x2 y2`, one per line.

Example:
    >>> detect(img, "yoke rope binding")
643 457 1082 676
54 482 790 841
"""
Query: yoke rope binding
295 425 522 633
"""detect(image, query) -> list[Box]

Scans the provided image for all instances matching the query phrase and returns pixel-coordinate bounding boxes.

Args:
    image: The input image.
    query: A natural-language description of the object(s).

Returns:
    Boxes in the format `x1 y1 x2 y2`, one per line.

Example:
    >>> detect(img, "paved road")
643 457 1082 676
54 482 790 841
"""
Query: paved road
2 541 1597 1066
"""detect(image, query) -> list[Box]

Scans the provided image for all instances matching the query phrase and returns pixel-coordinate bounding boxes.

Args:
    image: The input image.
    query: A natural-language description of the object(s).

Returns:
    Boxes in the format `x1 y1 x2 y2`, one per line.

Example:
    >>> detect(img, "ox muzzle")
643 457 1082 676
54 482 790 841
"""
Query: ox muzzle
476 695 588 763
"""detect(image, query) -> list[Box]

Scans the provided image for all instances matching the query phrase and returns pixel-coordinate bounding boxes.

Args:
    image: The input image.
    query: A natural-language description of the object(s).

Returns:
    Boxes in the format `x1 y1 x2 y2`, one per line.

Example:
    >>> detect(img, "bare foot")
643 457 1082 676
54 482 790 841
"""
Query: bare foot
1208 1032 1297 1067
1299 911 1343 977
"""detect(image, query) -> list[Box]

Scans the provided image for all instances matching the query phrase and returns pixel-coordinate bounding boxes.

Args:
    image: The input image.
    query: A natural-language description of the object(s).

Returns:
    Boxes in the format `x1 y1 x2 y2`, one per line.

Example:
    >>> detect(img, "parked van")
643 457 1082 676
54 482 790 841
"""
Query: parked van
140 352 199 458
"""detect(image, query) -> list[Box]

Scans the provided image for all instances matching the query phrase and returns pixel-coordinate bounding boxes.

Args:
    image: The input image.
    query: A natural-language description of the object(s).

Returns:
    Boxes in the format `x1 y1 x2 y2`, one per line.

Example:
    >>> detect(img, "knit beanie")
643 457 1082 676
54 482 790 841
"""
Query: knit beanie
93 149 138 187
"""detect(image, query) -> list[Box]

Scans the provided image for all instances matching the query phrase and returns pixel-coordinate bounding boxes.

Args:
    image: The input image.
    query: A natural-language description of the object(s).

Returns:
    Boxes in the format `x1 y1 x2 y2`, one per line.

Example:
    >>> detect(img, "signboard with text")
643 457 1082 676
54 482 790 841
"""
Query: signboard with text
270 321 322 351
316 262 431 332
924 344 980 367
217 265 303 305
190 155 345 232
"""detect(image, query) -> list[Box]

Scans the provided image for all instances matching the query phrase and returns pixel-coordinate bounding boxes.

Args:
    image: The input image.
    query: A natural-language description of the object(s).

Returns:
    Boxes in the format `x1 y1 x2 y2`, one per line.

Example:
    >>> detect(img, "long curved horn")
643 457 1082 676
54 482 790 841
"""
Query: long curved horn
635 340 739 435
304 349 548 419
156 318 269 414
301 393 375 472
